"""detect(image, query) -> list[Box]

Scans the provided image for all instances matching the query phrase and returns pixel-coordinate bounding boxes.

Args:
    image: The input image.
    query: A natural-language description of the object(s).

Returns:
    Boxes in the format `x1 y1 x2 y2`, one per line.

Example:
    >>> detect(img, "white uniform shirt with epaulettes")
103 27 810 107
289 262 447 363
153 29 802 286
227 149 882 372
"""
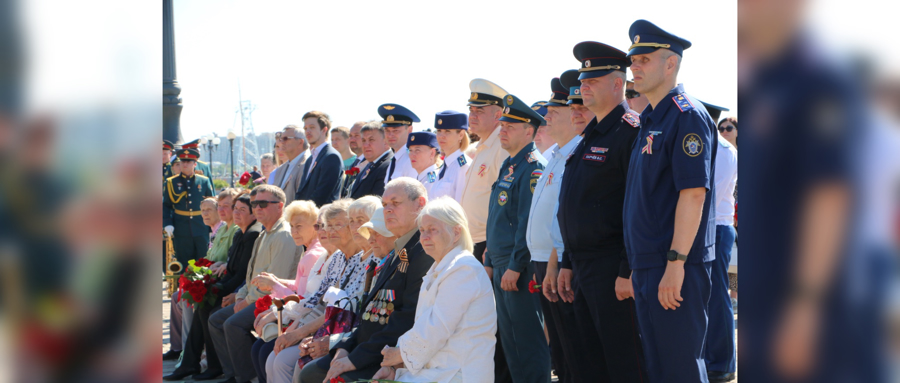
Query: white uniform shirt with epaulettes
429 149 472 202
415 163 439 198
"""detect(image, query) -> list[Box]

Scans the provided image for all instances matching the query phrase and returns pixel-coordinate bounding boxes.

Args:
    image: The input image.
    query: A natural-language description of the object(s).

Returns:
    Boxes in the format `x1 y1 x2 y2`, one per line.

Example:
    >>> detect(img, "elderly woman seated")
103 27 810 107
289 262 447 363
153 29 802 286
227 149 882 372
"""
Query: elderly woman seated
373 196 497 383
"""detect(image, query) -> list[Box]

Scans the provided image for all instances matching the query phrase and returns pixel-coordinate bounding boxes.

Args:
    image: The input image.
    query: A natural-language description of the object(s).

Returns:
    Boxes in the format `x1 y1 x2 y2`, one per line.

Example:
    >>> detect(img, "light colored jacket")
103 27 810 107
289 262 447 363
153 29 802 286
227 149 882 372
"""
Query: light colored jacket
236 218 301 302
394 246 496 383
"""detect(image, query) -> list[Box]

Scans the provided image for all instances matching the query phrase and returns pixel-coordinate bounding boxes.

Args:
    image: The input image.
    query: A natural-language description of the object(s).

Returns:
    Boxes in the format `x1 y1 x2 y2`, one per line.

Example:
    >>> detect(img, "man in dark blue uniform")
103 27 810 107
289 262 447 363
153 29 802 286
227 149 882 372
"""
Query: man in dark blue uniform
163 148 215 268
622 20 717 383
556 41 647 382
485 94 550 383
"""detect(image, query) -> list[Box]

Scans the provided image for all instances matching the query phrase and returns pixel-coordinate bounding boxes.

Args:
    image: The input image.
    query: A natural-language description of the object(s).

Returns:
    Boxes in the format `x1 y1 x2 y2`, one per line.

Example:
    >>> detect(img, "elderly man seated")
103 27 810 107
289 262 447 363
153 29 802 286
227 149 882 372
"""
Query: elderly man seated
208 185 302 383
298 177 435 383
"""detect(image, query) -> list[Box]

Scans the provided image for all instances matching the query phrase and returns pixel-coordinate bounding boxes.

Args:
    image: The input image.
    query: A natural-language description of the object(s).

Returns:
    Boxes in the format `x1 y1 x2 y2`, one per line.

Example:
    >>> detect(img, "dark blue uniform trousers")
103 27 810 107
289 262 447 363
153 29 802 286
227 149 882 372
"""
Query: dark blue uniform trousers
706 225 736 374
571 257 647 382
533 261 592 383
633 262 712 383
173 234 209 266
492 262 550 383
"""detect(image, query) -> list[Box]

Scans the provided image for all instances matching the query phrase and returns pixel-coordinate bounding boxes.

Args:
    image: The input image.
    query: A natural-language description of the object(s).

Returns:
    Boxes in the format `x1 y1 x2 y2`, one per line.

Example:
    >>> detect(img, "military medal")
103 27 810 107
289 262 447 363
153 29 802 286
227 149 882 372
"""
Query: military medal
379 316 386 325
363 312 370 321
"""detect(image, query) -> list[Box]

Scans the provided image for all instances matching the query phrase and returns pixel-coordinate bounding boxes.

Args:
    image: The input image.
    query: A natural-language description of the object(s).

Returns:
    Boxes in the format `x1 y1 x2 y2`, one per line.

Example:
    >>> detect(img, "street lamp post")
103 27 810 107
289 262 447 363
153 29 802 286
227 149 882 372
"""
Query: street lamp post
227 131 236 186
200 135 221 178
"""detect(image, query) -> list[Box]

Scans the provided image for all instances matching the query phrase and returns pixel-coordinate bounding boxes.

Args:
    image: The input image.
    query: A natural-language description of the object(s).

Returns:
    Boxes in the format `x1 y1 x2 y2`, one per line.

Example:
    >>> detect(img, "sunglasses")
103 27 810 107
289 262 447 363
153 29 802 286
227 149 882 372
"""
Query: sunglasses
278 136 298 142
250 200 280 208
718 126 735 132
626 90 641 99
314 223 324 230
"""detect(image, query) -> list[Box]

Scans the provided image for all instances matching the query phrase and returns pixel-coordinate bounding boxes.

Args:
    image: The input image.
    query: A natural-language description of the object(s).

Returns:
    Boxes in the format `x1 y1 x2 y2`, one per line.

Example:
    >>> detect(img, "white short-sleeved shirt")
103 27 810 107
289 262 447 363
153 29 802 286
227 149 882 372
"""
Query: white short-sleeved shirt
526 137 581 262
714 133 738 225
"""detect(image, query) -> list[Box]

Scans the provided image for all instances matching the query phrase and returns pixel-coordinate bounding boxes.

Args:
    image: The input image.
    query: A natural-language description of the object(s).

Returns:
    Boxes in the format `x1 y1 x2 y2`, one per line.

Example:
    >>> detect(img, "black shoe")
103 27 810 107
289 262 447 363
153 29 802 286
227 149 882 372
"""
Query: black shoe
163 368 199 381
216 377 237 383
192 370 224 381
162 349 181 361
708 371 736 383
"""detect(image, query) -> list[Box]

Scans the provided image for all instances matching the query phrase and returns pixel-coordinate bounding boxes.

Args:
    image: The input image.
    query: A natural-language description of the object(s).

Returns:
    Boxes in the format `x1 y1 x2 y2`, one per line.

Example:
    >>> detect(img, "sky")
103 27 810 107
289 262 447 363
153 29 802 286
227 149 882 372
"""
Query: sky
172 0 738 141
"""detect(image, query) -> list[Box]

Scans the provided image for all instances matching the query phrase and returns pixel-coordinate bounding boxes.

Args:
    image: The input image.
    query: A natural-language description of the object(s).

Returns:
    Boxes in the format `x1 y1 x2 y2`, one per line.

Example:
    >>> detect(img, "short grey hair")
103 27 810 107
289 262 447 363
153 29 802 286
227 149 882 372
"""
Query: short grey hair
283 124 309 150
385 177 427 203
324 198 353 223
349 195 381 220
417 196 474 253
260 153 274 163
252 184 286 203
360 120 385 138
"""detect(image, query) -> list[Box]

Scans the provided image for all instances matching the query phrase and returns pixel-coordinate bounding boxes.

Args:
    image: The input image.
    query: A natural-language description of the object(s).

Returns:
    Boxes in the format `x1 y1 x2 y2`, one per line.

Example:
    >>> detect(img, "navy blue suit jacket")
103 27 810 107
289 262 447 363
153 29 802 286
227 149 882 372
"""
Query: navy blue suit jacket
350 150 394 199
294 143 344 207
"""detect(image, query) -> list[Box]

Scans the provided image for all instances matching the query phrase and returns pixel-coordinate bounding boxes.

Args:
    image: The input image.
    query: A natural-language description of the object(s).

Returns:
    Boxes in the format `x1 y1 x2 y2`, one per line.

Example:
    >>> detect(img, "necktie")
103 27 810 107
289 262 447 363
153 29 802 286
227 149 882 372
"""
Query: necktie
388 157 396 179
439 163 447 179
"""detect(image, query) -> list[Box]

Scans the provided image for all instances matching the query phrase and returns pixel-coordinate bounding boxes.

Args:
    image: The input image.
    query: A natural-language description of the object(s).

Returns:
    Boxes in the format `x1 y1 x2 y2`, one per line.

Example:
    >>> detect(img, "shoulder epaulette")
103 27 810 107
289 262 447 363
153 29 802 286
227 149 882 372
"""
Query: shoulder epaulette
623 111 640 127
195 174 209 179
673 94 694 113
166 174 180 182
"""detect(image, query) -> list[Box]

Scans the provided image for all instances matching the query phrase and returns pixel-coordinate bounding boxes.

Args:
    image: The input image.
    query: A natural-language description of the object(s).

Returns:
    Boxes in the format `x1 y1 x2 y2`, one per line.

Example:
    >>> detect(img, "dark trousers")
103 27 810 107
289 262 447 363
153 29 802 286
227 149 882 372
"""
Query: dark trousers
177 298 225 373
297 353 382 383
571 257 647 382
532 261 590 383
251 338 276 383
706 225 737 373
492 262 550 383
172 234 209 266
633 263 712 383
209 302 258 382
474 241 512 383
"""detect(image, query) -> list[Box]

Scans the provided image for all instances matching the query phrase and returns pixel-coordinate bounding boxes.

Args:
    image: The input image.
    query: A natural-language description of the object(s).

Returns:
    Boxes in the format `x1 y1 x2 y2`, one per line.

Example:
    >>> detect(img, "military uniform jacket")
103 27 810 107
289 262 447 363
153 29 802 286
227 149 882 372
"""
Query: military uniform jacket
350 150 394 199
484 142 546 273
195 160 212 178
623 84 717 270
335 231 434 370
163 173 215 237
558 101 640 278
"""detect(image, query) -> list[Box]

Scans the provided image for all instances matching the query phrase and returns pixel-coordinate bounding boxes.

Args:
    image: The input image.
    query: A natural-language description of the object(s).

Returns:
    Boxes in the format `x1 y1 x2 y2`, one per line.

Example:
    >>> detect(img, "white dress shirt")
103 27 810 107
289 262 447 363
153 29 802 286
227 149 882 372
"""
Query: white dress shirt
526 137 581 262
429 149 472 202
304 143 327 181
385 144 418 184
415 163 439 197
714 133 738 225
395 246 496 383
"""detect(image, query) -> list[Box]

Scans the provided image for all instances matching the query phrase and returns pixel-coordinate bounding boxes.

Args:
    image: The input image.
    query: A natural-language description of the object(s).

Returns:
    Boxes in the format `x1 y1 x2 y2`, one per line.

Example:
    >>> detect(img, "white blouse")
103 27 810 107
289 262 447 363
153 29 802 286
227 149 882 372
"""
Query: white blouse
394 246 496 383
429 149 471 202
415 163 439 198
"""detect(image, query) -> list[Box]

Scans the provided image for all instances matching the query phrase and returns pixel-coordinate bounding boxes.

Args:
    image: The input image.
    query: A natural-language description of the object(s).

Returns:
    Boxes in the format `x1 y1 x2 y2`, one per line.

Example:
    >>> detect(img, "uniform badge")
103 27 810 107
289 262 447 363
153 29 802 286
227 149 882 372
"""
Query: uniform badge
527 152 537 163
386 115 395 122
478 164 486 177
197 183 201 191
437 119 442 125
583 153 606 162
503 107 510 114
457 155 467 167
682 133 703 157
673 94 694 112
427 171 436 183
383 105 395 110
470 92 478 101
584 60 591 68
590 147 608 153
410 135 415 142
622 112 640 127
506 95 514 105
634 35 640 43
531 169 543 178
530 178 538 193
498 181 512 189
498 191 508 206
573 89 581 95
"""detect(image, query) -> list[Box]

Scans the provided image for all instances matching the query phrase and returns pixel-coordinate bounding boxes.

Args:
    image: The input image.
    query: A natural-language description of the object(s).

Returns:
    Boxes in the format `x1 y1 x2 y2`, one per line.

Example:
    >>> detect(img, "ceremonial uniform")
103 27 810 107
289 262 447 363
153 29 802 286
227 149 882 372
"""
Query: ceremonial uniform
430 111 472 201
560 70 583 106
180 139 213 177
407 131 440 197
622 20 717 383
379 104 420 184
163 148 216 267
163 140 175 180
485 94 550 383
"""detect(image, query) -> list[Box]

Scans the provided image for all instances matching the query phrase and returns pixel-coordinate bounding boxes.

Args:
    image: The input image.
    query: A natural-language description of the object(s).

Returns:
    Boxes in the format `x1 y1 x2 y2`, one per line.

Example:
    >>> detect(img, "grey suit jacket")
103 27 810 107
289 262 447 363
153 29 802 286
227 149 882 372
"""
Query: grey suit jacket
279 151 310 204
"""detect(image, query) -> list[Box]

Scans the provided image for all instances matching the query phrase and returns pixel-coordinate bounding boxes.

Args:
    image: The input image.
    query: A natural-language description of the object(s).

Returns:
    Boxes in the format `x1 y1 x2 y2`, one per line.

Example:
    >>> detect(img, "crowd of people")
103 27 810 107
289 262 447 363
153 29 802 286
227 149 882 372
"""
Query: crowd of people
162 19 738 383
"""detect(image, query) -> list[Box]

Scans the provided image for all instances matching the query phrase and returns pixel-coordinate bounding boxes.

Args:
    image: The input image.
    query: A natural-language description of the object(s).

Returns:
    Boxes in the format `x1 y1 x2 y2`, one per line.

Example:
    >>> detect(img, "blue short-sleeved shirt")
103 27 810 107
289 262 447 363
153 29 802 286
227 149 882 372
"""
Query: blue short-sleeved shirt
623 84 717 269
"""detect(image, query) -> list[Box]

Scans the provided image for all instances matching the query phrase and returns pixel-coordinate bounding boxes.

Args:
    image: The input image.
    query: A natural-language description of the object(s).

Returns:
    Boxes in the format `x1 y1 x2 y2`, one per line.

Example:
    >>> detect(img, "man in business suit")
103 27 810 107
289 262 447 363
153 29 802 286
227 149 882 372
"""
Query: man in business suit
270 125 309 205
349 121 394 199
294 111 344 206
299 177 434 382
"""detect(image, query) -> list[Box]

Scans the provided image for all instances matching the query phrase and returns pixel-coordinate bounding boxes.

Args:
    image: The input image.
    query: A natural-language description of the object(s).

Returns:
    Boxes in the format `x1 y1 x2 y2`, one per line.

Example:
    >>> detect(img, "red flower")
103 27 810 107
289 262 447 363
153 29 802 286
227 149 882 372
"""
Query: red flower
254 295 273 317
195 258 214 268
344 167 360 176
528 280 541 294
330 377 346 383
239 171 252 185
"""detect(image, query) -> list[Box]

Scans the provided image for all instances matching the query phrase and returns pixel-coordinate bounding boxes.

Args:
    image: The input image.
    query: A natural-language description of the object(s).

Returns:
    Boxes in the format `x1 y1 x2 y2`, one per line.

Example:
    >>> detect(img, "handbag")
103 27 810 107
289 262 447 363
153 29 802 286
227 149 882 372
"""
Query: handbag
259 295 300 342
296 296 359 370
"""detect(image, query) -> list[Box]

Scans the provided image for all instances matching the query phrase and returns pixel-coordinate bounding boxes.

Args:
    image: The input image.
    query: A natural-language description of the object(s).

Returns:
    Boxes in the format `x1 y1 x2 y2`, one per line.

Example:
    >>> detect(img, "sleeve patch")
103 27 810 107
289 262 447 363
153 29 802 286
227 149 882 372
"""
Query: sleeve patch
682 133 704 157
673 94 694 113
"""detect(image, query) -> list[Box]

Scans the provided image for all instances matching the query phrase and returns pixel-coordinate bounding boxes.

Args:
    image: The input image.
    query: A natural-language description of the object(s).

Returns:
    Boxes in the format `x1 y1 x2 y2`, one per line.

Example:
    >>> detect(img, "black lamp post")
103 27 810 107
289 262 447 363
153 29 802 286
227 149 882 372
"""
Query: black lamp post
200 135 220 177
227 131 236 186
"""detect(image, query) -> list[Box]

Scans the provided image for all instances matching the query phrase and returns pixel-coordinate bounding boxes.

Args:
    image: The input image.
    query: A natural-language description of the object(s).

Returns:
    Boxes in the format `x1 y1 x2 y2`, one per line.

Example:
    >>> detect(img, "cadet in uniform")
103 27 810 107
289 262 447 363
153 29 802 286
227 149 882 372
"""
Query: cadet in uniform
405 131 440 196
622 20 717 383
485 94 550 383
179 139 213 177
379 103 420 183
556 41 647 382
163 147 216 268
429 110 472 201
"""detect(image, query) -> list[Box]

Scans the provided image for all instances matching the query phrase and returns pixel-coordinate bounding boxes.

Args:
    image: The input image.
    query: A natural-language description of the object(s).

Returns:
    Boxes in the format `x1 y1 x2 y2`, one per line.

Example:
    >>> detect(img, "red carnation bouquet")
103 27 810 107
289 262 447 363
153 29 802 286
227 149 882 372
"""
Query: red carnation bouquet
528 280 542 294
239 171 252 186
254 294 273 318
344 167 360 176
178 258 220 309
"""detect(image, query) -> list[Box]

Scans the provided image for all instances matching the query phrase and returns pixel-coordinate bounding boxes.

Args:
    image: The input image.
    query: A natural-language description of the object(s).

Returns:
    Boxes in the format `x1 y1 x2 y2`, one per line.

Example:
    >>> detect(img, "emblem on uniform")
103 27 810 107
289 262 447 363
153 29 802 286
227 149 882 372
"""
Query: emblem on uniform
590 147 608 153
197 183 201 191
410 135 415 141
427 171 436 183
498 191 508 206
574 89 581 95
623 112 640 127
503 107 510 114
478 164 486 177
503 165 515 182
384 105 395 110
457 155 467 167
530 178 537 193
683 133 703 157
438 119 442 125
531 169 543 178
506 95 514 105
673 94 694 112
585 60 591 68
527 152 537 163
583 153 606 162
470 92 478 101
634 35 640 43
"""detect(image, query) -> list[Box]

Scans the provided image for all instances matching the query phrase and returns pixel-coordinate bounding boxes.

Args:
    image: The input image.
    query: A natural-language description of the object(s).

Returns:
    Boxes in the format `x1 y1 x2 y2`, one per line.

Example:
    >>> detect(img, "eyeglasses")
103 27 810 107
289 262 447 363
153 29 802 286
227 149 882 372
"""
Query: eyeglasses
279 135 299 142
625 90 641 99
314 223 324 231
250 200 280 208
718 126 735 132
325 223 347 232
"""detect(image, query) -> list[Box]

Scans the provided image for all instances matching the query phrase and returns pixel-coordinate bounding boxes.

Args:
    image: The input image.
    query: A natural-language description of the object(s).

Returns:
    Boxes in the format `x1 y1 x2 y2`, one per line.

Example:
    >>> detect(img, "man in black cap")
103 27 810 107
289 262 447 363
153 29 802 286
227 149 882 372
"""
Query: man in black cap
556 41 647 382
560 69 596 133
623 19 718 383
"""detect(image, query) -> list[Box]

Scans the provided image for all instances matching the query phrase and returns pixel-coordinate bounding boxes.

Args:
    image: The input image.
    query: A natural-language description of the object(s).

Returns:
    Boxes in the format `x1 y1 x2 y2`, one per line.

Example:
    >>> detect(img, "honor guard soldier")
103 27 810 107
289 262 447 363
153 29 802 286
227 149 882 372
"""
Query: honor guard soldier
164 147 216 268
379 103 420 183
622 20 718 383
485 93 550 383
405 131 440 196
429 111 472 201
164 139 175 179
179 139 213 177
556 41 647 382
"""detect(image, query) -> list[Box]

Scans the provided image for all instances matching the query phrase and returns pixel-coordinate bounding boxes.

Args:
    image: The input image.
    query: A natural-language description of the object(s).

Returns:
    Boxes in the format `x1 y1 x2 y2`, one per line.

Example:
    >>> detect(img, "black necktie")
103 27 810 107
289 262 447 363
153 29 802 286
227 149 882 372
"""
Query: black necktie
439 163 447 179
388 157 396 178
